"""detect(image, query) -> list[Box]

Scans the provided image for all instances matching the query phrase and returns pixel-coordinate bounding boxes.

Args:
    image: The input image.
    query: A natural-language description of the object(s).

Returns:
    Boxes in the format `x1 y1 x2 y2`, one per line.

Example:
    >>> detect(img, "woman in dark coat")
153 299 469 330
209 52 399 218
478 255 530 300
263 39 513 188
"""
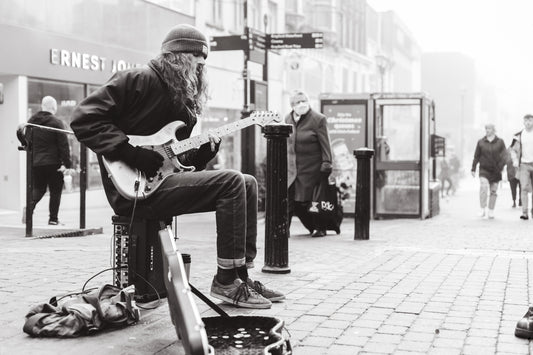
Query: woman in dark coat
286 90 332 237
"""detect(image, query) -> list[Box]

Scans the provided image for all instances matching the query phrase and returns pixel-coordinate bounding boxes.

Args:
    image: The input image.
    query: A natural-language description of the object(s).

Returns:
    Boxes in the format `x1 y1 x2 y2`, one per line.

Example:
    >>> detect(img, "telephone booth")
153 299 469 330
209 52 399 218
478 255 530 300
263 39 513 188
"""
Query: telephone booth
372 93 437 219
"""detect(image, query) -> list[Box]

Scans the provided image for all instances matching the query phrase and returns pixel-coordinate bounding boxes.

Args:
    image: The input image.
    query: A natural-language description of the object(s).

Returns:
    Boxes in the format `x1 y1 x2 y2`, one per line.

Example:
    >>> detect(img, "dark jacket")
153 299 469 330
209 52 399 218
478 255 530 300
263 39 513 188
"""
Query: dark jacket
27 111 71 168
506 147 518 181
286 108 332 201
70 61 217 214
471 135 507 183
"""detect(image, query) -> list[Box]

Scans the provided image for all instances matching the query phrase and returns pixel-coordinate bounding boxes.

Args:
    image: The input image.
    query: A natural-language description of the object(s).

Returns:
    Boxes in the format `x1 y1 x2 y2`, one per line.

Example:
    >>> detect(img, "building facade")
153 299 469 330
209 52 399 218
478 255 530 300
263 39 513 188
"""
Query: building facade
0 0 422 212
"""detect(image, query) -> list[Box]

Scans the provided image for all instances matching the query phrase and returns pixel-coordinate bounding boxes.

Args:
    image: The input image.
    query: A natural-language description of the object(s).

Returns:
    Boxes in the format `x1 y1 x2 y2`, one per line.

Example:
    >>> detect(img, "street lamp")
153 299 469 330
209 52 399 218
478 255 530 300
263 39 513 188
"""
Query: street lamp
375 54 392 92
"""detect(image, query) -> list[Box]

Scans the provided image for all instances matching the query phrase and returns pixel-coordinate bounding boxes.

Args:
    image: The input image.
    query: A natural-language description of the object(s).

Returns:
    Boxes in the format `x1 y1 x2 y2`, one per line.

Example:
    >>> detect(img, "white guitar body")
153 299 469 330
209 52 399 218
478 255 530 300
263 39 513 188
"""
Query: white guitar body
102 111 281 200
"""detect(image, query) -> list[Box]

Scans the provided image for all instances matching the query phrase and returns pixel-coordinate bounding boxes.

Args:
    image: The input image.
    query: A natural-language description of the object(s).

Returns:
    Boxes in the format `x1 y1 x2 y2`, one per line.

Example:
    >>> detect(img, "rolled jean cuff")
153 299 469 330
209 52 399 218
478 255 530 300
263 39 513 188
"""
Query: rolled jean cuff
217 257 246 269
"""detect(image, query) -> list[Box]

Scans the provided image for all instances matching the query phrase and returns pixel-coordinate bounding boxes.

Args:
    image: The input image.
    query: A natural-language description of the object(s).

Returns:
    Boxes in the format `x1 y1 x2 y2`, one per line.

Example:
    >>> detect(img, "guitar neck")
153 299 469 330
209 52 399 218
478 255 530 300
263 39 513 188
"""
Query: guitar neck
175 116 259 154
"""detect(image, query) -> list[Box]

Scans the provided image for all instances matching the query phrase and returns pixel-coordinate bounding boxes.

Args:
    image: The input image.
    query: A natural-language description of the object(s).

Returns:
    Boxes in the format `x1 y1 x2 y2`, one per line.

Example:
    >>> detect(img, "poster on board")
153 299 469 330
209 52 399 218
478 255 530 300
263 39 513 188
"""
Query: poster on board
321 99 367 214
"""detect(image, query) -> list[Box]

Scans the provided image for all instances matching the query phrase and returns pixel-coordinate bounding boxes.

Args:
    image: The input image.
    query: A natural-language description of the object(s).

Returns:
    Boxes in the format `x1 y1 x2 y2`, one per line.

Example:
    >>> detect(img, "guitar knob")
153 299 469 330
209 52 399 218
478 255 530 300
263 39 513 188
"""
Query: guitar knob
148 177 154 182
145 185 151 192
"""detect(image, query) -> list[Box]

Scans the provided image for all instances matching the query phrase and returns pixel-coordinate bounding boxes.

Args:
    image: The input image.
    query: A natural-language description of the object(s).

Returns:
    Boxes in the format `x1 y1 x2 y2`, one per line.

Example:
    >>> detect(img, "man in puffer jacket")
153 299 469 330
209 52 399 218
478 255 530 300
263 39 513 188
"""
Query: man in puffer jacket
27 96 72 225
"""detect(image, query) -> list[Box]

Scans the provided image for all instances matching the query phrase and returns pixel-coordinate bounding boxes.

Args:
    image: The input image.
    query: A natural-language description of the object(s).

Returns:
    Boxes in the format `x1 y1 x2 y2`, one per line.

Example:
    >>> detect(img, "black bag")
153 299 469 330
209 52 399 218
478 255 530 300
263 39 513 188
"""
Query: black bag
308 177 343 234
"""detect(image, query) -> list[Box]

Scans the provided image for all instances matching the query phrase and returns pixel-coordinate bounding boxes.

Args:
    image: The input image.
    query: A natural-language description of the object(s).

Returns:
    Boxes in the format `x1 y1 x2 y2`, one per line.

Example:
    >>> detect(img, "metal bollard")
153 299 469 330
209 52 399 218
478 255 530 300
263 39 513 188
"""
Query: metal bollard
354 148 374 240
261 124 292 274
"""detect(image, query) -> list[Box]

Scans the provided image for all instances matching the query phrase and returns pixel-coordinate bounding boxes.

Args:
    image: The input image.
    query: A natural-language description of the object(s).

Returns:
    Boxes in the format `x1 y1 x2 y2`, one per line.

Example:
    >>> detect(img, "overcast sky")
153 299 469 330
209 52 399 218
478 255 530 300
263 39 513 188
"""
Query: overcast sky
367 0 533 117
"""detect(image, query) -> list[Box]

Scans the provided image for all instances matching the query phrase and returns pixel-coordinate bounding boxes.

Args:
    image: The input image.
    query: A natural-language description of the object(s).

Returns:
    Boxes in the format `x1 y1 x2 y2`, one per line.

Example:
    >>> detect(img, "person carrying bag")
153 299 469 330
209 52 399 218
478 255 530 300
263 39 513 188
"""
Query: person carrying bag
308 176 343 236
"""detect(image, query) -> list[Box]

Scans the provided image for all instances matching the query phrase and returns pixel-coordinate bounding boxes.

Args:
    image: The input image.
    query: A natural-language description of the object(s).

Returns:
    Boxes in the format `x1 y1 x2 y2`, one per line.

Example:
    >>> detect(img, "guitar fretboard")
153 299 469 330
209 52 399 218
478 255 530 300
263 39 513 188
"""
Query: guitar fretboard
173 113 276 154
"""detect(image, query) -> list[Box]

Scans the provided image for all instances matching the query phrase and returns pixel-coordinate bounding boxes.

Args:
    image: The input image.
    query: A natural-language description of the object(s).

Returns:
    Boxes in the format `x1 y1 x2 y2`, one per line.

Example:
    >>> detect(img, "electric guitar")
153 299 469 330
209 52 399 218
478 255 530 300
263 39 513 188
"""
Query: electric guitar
102 111 282 200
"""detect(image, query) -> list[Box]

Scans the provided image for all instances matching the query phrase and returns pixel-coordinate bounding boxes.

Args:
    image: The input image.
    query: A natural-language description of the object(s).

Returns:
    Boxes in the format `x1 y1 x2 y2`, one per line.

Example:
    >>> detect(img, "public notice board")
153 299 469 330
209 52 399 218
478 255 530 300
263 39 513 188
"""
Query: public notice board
321 100 367 214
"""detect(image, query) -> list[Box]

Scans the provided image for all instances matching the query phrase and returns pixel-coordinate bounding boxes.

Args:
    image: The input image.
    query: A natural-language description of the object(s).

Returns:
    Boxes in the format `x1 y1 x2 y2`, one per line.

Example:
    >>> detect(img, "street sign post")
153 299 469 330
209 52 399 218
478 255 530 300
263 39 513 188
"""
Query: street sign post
267 32 324 50
209 27 324 177
247 27 266 65
210 35 247 51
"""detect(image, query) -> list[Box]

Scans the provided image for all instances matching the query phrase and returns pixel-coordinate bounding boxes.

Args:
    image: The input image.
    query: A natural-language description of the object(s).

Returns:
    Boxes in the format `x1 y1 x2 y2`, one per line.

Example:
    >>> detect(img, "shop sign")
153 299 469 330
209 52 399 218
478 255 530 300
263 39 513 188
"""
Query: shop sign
49 48 142 73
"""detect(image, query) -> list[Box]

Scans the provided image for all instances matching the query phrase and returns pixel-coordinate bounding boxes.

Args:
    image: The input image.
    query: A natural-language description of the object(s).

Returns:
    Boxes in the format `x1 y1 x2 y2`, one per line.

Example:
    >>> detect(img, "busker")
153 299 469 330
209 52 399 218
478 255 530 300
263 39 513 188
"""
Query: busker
70 24 284 309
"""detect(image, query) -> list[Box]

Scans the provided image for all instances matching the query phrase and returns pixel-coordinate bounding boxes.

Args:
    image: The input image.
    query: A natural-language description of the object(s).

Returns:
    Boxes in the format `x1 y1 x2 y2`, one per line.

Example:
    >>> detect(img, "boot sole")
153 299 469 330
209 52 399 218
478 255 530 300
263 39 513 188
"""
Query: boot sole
210 291 272 309
515 327 533 339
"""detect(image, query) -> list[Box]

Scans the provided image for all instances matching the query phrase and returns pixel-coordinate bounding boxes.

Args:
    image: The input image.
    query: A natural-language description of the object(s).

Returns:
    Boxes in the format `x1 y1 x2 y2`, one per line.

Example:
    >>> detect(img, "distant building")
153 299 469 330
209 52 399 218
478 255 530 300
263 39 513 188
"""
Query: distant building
422 52 476 163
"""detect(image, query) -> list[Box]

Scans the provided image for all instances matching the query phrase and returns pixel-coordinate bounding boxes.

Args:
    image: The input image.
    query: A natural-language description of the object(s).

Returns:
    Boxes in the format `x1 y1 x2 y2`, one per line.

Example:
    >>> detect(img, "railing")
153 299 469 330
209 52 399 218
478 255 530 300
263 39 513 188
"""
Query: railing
17 123 89 238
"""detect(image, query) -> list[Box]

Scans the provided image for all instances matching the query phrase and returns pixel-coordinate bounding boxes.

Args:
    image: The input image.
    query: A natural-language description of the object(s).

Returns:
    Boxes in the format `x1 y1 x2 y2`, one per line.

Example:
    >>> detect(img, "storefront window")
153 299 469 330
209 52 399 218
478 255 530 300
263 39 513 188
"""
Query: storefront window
200 108 240 171
28 79 84 193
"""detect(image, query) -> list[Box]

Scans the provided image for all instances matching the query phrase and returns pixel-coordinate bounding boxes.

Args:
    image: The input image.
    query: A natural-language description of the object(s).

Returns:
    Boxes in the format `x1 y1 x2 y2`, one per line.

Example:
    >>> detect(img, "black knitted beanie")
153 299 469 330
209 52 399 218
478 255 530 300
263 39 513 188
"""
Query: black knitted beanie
161 24 208 59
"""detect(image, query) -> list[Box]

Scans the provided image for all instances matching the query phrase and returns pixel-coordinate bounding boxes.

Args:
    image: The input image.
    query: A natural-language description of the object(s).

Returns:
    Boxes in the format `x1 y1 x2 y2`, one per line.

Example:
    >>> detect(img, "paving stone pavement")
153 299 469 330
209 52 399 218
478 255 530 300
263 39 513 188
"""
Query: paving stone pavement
1 178 533 354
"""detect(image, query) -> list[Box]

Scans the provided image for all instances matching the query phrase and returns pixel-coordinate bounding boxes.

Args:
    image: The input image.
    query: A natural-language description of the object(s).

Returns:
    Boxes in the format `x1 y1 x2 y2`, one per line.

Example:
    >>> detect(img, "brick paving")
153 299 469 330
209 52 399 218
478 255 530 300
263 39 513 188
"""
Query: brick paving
1 179 533 354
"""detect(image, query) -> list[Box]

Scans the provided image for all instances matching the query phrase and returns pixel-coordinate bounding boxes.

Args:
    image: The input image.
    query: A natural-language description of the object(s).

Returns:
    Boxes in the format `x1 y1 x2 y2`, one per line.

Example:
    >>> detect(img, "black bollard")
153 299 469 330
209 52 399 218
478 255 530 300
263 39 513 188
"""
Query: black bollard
354 148 374 240
262 124 293 274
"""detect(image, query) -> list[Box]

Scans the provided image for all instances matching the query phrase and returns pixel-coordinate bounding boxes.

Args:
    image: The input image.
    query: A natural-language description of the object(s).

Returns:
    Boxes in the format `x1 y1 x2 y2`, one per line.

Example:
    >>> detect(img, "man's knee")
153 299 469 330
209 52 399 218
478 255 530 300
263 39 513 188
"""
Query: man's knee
243 174 258 194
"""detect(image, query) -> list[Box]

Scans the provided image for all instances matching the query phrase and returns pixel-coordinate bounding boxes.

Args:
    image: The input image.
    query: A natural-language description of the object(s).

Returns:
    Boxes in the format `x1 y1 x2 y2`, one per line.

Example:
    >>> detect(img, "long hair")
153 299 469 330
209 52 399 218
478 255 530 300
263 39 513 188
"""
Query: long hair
152 52 208 117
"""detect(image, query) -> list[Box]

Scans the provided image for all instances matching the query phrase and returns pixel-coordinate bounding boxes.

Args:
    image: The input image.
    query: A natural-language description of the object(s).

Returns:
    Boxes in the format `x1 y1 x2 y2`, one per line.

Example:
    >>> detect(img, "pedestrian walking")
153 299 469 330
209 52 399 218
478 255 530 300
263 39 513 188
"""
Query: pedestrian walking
70 24 284 309
439 157 454 198
506 146 521 208
27 96 72 225
470 123 507 219
286 90 333 238
510 114 533 220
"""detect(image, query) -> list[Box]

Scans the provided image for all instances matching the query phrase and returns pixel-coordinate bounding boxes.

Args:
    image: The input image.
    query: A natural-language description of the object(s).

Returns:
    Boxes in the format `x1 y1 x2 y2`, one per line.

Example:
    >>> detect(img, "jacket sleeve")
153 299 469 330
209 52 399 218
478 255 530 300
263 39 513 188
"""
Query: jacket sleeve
510 136 520 167
471 141 480 172
497 139 508 172
70 72 130 157
317 116 333 173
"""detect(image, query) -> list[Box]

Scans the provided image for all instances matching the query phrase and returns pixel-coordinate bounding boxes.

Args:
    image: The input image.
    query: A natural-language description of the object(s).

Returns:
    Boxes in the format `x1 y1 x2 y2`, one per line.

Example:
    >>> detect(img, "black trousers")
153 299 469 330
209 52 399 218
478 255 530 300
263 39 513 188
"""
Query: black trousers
32 164 64 222
509 178 521 202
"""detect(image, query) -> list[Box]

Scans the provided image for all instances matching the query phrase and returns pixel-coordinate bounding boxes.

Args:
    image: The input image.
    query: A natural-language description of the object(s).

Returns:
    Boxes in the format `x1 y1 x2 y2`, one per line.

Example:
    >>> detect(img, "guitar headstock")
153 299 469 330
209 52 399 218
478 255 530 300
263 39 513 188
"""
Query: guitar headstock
249 111 282 126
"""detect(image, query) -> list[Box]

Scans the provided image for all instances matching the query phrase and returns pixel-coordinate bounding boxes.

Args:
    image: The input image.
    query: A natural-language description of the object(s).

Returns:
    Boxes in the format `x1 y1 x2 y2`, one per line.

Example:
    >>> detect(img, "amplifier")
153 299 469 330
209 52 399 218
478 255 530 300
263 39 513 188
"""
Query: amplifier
112 215 167 303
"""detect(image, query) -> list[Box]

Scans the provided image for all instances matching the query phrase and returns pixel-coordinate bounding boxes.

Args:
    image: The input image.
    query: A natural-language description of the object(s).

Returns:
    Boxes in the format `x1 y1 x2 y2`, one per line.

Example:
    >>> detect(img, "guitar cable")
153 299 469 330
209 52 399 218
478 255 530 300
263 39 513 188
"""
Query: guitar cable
127 172 142 238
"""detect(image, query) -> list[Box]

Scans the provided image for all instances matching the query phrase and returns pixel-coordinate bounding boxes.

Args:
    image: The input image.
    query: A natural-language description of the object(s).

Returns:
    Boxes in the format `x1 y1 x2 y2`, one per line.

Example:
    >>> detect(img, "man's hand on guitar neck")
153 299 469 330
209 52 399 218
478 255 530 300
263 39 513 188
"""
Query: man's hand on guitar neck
207 130 221 152
113 143 164 178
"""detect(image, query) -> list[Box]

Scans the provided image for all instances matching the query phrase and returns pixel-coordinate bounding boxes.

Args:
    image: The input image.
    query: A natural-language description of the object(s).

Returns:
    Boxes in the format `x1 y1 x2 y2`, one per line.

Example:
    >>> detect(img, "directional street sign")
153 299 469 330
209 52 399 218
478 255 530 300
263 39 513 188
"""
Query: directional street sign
267 32 324 50
247 28 266 51
210 34 247 51
246 27 266 65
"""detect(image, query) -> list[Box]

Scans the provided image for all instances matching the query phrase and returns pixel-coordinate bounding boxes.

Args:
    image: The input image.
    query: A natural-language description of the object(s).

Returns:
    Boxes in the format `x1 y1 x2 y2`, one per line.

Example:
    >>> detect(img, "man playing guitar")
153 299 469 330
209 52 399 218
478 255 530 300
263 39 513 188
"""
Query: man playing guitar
70 24 284 309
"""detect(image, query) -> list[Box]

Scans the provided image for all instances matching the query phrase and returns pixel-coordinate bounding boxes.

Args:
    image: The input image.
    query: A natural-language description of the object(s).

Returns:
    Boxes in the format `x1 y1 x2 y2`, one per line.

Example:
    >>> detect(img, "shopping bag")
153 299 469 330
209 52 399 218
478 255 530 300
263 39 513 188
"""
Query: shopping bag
309 177 343 234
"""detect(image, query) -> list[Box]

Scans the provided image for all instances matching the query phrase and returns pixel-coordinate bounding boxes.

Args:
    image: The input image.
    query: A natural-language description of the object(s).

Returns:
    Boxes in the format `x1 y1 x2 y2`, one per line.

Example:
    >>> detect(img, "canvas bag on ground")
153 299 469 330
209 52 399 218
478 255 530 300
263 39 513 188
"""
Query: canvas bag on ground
308 177 343 234
23 284 139 337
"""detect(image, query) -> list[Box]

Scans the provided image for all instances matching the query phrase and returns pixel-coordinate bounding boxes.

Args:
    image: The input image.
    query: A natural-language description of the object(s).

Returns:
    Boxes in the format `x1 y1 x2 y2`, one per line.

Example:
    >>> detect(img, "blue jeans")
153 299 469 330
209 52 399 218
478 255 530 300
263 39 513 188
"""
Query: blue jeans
519 163 533 214
479 177 498 210
136 169 257 270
